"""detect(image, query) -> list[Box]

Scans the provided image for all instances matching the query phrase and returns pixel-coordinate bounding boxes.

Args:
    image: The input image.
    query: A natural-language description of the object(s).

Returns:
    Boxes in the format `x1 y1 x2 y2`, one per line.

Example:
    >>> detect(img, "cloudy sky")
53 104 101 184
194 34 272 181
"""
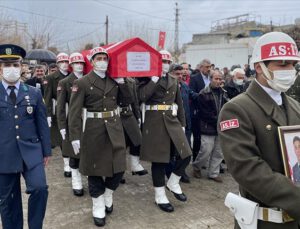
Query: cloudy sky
1 0 300 51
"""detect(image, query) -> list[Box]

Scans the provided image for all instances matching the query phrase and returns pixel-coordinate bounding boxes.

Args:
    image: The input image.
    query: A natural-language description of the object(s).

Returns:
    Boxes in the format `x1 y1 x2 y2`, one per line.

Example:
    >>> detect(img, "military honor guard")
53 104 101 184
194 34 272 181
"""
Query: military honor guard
138 50 192 212
120 77 147 178
43 53 72 177
219 32 300 229
0 44 51 229
68 47 133 227
57 52 86 196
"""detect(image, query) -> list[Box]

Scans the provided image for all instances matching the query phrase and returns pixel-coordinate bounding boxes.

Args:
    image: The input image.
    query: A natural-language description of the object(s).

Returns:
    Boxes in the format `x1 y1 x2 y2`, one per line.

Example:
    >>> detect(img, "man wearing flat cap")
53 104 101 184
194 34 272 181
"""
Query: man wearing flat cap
0 44 51 229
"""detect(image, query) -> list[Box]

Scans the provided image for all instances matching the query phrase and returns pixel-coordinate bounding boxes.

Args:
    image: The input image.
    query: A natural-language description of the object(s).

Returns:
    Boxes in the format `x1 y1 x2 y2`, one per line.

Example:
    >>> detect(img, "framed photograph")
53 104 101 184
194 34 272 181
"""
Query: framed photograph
278 125 300 186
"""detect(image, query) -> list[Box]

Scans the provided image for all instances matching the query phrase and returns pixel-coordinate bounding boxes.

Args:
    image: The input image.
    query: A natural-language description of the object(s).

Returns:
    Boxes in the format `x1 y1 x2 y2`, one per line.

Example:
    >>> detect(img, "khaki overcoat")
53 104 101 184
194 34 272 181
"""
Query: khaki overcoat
57 73 79 158
68 71 133 177
138 76 192 163
218 80 300 229
43 70 69 148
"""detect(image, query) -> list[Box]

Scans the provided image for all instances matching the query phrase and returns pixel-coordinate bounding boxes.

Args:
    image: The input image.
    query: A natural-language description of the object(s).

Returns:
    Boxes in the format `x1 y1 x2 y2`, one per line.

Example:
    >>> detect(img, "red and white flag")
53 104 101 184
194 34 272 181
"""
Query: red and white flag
158 31 166 50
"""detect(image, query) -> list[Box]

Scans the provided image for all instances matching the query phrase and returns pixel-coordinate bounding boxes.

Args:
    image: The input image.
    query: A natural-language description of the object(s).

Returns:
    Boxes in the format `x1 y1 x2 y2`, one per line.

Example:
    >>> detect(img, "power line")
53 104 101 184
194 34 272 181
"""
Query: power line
0 5 102 25
92 0 174 22
53 24 106 48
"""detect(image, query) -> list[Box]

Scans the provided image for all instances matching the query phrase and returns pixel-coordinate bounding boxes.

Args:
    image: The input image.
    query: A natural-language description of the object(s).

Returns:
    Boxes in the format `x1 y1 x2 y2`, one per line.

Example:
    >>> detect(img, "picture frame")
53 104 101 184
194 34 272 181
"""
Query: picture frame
278 125 300 186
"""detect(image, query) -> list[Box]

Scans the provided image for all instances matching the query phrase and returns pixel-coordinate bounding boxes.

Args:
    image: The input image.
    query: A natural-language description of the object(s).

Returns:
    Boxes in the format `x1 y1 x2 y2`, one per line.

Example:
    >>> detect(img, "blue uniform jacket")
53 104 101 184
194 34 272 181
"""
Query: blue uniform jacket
0 81 51 173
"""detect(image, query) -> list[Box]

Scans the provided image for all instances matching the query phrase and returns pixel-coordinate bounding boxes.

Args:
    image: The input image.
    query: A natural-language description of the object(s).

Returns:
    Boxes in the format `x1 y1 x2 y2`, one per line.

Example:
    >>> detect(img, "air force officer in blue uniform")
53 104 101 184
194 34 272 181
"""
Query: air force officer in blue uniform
0 44 51 229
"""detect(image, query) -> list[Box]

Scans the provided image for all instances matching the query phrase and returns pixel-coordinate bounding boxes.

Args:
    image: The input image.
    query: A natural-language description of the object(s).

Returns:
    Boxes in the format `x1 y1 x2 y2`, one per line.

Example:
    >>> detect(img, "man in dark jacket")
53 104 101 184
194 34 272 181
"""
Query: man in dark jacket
189 59 211 161
224 68 247 99
25 65 46 96
292 136 300 185
192 70 229 182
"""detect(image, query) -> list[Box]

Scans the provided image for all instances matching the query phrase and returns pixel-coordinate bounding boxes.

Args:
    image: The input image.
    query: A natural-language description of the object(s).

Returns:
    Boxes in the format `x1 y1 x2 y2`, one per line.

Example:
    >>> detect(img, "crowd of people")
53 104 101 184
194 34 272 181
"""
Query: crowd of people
1 31 300 229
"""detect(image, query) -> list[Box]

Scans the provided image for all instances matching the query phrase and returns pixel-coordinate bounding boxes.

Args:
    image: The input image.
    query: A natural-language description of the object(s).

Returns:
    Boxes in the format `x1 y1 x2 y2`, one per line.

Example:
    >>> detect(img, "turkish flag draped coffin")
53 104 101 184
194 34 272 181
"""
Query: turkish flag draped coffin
81 37 162 78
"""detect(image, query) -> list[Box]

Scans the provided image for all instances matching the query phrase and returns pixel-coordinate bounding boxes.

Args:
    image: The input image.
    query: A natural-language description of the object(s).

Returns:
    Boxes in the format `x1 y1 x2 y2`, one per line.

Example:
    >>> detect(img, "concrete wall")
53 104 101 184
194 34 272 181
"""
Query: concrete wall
185 43 250 69
192 33 230 45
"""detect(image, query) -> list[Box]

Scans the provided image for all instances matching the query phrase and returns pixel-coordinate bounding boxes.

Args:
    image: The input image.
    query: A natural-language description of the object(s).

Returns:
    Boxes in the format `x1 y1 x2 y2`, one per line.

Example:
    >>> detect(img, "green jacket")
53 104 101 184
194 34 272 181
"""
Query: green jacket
218 80 300 229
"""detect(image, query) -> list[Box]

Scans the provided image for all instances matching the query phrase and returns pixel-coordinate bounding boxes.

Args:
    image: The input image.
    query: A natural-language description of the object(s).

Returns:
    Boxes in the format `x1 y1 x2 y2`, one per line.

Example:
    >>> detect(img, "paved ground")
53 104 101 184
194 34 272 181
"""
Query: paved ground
5 148 239 229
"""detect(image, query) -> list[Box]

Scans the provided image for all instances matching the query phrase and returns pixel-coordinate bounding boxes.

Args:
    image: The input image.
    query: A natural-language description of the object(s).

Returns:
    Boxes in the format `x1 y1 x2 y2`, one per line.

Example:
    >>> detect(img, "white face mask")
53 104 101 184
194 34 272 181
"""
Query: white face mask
3 67 21 83
73 63 84 73
162 63 170 74
260 62 296 92
93 60 108 72
234 79 244 86
58 62 69 72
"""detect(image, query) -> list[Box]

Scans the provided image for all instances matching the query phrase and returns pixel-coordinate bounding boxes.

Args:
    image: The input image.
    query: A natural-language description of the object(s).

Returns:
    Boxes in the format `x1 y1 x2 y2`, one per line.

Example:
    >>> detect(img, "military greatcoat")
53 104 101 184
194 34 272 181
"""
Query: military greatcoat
43 70 69 148
57 73 79 158
68 71 133 177
138 76 192 163
120 78 142 147
218 80 300 229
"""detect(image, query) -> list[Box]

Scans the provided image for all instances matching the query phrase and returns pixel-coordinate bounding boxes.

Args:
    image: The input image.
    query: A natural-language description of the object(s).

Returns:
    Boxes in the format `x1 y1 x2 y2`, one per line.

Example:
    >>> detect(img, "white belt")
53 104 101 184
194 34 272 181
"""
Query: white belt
52 98 57 115
86 109 119 119
145 104 176 111
145 103 178 116
65 103 69 116
258 207 294 223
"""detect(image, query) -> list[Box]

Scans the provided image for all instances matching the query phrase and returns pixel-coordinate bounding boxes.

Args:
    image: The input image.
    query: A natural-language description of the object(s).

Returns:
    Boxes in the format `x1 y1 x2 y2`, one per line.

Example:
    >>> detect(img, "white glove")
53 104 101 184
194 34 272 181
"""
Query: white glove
114 77 125 84
151 76 159 83
182 127 185 132
138 118 141 129
47 117 52 127
71 140 80 155
60 129 66 140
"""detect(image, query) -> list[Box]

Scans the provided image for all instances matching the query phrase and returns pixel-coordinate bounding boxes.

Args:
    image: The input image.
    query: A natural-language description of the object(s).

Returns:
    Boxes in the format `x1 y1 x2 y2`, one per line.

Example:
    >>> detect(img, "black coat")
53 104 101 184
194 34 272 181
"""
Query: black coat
198 85 229 135
189 72 206 119
25 77 44 96
223 79 246 99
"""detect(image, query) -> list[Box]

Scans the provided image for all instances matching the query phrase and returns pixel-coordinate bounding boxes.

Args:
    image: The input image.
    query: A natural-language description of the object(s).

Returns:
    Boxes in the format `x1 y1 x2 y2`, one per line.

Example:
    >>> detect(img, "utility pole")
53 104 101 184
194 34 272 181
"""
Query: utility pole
47 33 50 49
174 2 179 63
105 15 109 45
270 19 273 32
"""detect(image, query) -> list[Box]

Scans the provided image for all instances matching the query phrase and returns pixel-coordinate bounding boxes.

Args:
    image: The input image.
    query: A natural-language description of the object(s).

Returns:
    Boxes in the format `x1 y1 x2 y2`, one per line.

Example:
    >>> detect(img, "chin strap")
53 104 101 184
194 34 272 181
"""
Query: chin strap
259 62 273 81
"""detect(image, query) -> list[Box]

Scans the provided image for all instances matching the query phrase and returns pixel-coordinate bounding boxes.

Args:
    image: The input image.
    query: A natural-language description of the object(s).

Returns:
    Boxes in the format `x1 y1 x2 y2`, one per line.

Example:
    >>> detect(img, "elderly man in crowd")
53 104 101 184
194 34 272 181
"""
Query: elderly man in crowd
192 70 229 183
224 68 246 99
189 59 212 161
